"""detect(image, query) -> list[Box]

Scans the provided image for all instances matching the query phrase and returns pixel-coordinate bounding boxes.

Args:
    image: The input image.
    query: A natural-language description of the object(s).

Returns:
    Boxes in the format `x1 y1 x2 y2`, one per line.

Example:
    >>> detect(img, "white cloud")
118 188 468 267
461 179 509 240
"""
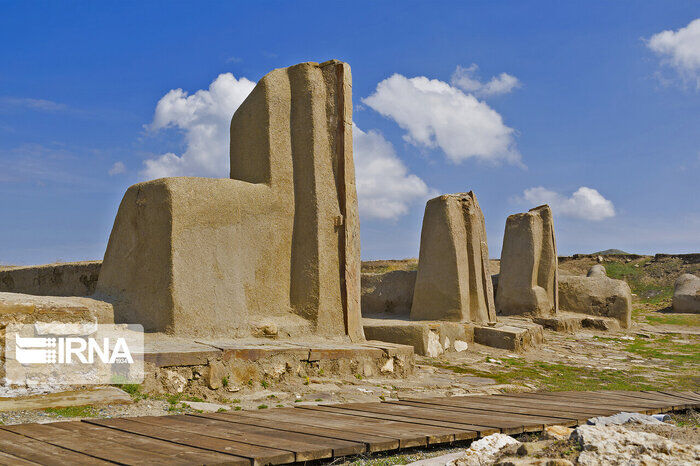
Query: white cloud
142 72 428 221
0 97 66 111
362 73 521 165
647 18 700 88
108 161 126 176
142 73 256 179
522 186 615 221
353 125 433 220
450 64 520 97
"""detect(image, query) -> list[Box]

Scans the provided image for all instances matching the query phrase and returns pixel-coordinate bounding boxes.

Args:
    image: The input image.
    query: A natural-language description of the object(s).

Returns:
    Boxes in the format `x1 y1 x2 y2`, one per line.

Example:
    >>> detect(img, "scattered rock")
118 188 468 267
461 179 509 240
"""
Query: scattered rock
587 411 665 426
453 433 520 466
380 358 394 373
162 369 187 393
206 360 226 390
543 425 573 440
572 424 700 465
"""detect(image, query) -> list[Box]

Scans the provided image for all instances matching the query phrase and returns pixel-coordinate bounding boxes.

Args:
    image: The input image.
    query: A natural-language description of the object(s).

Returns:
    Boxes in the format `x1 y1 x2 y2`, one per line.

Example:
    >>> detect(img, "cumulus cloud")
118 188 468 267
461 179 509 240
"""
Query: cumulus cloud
521 186 615 221
108 161 126 176
353 125 433 220
647 18 700 88
142 73 256 178
142 72 428 221
362 73 521 165
450 64 520 97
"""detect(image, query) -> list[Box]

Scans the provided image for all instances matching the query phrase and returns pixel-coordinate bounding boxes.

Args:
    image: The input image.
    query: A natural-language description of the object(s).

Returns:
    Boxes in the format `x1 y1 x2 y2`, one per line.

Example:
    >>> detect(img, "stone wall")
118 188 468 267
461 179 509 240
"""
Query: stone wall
0 262 101 297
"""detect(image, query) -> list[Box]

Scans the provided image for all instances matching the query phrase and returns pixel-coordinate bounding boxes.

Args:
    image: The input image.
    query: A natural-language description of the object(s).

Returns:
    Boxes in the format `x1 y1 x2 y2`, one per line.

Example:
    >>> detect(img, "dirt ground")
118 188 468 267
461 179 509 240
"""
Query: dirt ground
0 254 697 465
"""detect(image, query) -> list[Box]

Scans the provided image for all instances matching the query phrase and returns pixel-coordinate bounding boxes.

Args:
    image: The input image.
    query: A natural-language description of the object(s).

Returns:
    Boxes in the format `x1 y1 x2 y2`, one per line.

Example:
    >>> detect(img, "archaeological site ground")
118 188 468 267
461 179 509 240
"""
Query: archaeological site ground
0 55 697 465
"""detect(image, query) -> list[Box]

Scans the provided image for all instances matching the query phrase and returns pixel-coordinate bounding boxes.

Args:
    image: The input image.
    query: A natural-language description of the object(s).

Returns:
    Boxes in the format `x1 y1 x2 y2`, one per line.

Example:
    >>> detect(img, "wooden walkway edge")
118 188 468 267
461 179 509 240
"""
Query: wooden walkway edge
0 390 697 465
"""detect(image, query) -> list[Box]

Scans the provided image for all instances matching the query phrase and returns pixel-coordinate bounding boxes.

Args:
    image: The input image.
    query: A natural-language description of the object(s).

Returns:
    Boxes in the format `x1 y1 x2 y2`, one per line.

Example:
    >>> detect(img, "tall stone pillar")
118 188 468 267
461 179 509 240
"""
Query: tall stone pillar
496 205 558 317
410 192 496 323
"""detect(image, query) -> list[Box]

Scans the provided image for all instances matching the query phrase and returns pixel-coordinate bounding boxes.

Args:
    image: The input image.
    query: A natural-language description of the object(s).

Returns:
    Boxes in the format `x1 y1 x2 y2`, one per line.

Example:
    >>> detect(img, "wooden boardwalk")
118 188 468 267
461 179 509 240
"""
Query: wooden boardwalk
0 390 697 465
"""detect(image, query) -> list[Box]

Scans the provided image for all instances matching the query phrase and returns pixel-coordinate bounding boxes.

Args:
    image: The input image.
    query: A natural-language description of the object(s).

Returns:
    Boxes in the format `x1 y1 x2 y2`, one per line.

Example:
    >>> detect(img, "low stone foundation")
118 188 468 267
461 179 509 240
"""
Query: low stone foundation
138 336 414 398
362 318 472 357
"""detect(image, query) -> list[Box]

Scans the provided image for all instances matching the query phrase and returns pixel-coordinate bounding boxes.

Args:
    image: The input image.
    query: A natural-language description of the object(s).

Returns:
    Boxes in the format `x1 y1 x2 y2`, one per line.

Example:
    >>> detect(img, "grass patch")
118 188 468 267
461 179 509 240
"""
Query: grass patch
44 405 98 418
645 314 700 327
434 357 659 392
624 335 700 364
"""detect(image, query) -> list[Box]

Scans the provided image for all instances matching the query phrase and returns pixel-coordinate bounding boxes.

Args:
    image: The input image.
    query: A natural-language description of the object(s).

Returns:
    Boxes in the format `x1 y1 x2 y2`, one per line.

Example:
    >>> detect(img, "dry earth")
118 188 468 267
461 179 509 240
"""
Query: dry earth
0 255 697 465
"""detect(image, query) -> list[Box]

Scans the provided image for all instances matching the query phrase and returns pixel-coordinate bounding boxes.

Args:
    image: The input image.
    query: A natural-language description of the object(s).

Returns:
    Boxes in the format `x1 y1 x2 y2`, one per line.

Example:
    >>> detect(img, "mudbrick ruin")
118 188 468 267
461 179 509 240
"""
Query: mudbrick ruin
0 60 697 465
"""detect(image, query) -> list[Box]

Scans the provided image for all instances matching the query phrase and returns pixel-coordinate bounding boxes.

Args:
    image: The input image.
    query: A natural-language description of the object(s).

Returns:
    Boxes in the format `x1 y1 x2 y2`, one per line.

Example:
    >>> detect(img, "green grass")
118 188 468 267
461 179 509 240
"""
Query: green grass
44 405 98 418
645 314 700 327
435 357 659 392
624 335 700 364
257 404 268 409
604 261 674 305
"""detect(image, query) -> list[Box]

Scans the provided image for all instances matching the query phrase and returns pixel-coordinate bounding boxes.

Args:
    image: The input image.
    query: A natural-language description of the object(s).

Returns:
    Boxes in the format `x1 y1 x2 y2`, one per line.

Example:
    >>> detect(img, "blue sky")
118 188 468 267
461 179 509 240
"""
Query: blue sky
1 1 698 265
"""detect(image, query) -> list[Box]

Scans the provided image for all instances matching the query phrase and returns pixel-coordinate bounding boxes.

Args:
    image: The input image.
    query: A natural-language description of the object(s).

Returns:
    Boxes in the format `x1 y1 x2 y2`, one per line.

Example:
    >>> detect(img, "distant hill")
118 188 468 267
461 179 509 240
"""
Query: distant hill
591 249 632 255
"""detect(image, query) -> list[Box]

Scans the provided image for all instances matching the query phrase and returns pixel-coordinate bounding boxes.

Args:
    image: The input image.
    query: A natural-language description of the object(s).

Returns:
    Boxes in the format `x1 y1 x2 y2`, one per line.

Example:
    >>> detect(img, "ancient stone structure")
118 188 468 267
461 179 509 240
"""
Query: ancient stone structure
96 60 364 340
362 270 417 317
559 266 632 328
0 262 101 297
496 205 558 317
672 274 700 313
410 192 496 323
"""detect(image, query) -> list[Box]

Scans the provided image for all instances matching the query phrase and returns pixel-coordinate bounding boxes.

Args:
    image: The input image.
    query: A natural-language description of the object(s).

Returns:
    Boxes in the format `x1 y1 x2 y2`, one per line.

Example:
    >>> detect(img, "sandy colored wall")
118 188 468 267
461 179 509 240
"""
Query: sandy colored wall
0 261 101 297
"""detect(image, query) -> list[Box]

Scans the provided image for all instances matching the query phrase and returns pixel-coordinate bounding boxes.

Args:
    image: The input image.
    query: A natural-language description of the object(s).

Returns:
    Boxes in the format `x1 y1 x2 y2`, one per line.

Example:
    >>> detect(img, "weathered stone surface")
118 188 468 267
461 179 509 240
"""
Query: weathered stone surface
0 292 114 325
0 261 101 297
496 205 558 317
96 61 363 340
363 318 472 356
558 267 632 328
0 387 131 412
473 320 544 352
362 270 417 317
572 425 700 465
672 274 700 313
411 192 496 323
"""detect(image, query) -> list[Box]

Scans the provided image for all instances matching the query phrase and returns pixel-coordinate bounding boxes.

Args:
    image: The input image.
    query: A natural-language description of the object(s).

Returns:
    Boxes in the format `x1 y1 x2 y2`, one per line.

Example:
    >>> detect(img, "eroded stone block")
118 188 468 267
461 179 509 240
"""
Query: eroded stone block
673 274 700 314
411 192 496 324
96 61 363 340
496 205 558 317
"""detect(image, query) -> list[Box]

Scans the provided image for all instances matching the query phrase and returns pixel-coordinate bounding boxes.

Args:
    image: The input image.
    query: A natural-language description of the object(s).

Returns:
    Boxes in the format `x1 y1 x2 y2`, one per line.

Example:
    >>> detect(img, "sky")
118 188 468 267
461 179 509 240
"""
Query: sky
1 1 699 265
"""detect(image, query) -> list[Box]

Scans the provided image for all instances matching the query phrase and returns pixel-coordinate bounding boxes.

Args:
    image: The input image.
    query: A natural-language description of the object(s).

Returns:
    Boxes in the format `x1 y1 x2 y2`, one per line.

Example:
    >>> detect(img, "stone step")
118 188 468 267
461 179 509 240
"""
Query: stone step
362 318 473 357
473 320 544 352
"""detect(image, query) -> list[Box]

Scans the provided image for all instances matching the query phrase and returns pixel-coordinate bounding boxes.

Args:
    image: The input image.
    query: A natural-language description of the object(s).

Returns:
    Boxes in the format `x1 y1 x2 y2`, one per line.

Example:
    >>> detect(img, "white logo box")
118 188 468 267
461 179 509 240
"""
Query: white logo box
4 323 144 385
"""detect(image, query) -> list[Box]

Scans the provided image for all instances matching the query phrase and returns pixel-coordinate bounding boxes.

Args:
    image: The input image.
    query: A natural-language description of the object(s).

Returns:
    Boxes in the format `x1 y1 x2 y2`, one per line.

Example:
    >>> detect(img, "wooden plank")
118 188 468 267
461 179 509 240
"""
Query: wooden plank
53 420 243 464
322 402 534 434
502 392 663 414
236 407 427 448
132 414 340 461
656 391 700 404
87 417 290 465
308 404 499 436
197 411 391 452
544 391 678 410
545 390 688 407
0 429 110 465
386 401 577 428
2 423 177 465
396 398 585 425
596 391 694 409
436 394 620 417
0 450 42 466
181 414 365 457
